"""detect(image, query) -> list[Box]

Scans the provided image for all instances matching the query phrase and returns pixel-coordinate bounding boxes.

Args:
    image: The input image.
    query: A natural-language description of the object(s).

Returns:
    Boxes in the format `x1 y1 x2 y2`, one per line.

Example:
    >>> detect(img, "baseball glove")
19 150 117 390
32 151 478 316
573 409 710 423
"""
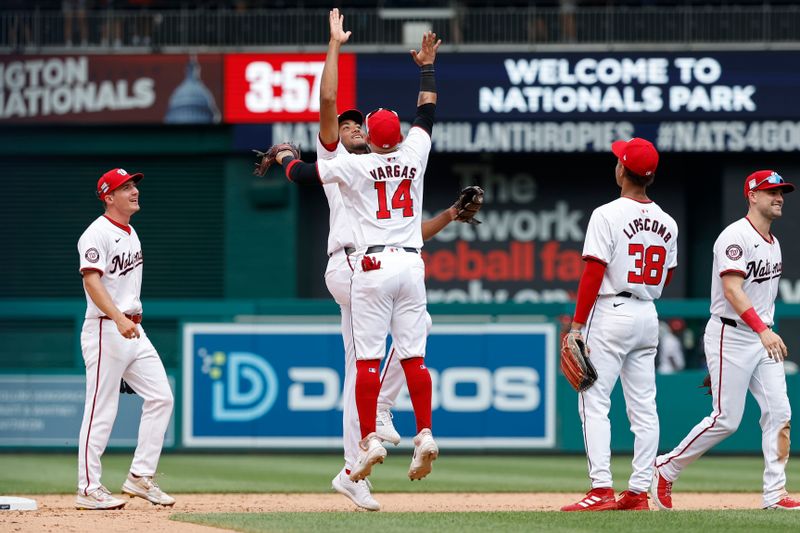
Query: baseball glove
560 331 598 392
120 379 137 395
253 142 301 177
452 185 484 225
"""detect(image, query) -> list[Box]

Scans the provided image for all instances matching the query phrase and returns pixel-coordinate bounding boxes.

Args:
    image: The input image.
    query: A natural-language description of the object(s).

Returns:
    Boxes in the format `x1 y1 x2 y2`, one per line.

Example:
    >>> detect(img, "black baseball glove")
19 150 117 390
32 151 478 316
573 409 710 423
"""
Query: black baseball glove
452 185 484 225
253 142 301 177
120 379 137 395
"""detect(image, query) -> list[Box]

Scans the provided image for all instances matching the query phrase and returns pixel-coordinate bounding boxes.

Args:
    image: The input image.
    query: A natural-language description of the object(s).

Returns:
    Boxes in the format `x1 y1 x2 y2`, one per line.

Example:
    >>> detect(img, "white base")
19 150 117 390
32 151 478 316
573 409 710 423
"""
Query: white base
0 497 38 511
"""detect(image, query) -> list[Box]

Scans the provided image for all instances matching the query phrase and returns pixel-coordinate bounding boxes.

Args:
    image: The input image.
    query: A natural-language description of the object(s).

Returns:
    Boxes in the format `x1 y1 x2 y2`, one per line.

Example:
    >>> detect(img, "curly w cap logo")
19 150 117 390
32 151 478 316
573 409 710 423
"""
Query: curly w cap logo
117 169 128 176
198 349 278 422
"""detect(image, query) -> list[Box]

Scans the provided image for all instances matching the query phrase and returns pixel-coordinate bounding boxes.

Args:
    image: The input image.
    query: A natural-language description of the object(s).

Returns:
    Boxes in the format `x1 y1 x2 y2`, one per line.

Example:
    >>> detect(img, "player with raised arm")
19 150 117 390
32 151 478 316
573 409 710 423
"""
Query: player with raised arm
652 170 800 511
268 31 442 485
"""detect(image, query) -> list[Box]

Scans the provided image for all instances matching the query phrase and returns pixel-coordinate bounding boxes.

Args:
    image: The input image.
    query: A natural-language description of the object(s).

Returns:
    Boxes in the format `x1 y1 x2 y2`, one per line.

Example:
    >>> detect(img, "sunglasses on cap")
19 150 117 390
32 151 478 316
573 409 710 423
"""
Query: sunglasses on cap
750 172 785 190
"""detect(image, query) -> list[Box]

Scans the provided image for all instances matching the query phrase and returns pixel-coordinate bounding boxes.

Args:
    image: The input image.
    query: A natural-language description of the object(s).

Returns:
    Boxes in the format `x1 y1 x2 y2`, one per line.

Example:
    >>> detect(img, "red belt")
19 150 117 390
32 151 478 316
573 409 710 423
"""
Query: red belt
101 314 142 324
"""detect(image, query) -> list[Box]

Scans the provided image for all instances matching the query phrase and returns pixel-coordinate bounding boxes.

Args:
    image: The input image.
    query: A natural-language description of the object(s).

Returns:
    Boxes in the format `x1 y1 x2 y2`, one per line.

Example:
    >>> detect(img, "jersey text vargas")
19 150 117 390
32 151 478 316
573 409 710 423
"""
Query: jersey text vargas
369 165 417 181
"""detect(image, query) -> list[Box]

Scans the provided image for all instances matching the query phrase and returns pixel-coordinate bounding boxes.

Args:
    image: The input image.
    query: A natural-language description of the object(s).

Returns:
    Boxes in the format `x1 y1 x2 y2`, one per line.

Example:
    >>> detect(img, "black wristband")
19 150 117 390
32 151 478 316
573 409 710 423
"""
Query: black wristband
420 64 436 93
281 155 296 166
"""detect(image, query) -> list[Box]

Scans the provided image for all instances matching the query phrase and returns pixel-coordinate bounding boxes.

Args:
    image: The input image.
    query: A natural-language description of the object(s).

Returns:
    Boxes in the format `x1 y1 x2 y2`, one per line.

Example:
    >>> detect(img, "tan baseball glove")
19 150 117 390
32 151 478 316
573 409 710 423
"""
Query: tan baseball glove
560 331 598 392
253 142 301 177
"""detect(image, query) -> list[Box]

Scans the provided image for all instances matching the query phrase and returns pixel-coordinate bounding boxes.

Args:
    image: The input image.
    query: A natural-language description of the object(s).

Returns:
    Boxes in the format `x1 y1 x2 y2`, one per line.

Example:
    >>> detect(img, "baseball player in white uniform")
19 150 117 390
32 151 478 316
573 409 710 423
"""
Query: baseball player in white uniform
75 168 175 510
652 170 800 511
562 138 678 512
275 31 442 485
317 10 457 512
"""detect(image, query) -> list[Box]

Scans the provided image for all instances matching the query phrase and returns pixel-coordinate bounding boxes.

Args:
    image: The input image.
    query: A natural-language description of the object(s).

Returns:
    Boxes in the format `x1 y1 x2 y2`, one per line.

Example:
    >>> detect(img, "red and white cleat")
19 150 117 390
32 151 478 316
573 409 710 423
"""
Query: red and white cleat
616 490 650 511
561 488 618 512
650 467 673 510
766 496 800 510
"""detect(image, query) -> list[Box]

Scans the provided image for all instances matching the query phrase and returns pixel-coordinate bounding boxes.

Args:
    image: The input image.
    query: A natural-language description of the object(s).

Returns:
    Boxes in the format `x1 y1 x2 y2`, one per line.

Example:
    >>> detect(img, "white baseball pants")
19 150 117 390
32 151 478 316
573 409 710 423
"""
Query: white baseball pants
325 249 409 470
656 317 792 507
77 318 173 494
580 295 660 493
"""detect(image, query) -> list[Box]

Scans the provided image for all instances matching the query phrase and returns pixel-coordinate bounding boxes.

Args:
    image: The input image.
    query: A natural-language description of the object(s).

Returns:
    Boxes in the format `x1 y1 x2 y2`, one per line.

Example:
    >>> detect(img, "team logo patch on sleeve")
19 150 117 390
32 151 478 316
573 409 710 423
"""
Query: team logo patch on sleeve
84 248 100 263
726 244 743 260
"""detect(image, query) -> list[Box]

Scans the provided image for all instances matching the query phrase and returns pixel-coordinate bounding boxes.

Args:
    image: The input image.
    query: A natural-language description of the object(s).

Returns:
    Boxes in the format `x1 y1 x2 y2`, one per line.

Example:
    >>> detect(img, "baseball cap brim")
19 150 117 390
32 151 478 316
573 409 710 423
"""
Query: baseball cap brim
611 140 627 159
759 182 795 194
338 109 363 126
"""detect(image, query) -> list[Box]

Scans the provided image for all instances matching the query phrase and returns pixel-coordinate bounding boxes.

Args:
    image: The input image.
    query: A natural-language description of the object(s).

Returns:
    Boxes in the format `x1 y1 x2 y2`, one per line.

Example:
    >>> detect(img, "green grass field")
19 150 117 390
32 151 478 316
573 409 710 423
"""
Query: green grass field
2 454 797 532
0 453 791 494
172 511 800 533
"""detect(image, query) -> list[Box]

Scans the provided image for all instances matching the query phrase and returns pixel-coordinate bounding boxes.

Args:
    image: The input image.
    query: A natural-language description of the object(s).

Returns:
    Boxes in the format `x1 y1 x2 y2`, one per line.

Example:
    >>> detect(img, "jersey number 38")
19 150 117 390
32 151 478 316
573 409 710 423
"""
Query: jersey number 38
627 244 666 285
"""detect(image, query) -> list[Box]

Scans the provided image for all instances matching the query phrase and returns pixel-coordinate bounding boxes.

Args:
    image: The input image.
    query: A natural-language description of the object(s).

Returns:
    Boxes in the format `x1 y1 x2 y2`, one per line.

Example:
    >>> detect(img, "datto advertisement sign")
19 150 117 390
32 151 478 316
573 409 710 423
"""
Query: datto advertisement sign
182 323 556 449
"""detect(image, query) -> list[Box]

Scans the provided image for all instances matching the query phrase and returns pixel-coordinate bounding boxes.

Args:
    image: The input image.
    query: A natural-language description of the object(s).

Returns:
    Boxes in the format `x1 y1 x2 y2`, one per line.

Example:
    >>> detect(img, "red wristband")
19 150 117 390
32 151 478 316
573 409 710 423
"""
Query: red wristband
739 307 768 333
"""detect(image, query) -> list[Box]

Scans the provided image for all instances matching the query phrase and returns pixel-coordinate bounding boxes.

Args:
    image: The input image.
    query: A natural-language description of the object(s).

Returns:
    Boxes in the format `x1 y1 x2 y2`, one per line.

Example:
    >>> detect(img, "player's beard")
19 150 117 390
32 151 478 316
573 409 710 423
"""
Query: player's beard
346 140 370 154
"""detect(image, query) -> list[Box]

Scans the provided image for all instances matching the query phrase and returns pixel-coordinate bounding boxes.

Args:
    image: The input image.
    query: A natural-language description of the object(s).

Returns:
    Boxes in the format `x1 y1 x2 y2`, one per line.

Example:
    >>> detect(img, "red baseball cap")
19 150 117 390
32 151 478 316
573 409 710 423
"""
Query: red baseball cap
97 168 143 200
743 170 795 198
611 138 659 177
366 108 402 149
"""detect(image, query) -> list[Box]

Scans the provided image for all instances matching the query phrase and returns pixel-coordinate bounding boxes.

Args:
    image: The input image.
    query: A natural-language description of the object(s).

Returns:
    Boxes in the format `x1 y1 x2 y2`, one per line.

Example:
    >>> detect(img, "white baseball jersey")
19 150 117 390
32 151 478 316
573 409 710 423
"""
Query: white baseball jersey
709 217 781 325
78 215 144 318
317 136 356 255
583 197 679 300
316 126 431 250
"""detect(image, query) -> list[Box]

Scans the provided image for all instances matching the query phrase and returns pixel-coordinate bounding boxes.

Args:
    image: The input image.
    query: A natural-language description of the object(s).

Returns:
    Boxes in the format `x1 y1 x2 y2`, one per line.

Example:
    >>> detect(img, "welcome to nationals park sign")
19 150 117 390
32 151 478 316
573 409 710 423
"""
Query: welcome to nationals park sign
7 51 800 153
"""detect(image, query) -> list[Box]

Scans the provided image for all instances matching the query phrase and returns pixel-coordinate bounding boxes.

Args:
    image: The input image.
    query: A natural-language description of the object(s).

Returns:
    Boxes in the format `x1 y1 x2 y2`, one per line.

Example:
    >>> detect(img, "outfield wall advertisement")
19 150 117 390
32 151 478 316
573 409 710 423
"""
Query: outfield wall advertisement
182 323 556 449
0 375 176 448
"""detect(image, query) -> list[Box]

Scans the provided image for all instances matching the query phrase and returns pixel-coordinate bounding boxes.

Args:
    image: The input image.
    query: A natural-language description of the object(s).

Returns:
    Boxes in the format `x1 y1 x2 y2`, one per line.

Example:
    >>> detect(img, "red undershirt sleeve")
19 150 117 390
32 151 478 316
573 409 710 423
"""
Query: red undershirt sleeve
573 258 607 325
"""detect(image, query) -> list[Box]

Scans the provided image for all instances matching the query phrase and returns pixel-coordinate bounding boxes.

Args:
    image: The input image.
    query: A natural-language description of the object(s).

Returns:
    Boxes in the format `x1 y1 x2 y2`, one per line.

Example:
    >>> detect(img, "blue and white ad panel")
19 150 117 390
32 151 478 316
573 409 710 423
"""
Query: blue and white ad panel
182 323 556 449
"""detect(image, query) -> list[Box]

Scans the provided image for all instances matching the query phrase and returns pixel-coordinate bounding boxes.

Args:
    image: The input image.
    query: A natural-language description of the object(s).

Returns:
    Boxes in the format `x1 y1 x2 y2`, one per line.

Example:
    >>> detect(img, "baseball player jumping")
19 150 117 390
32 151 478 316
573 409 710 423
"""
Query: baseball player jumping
652 170 800 511
76 168 175 510
562 138 679 512
314 10 477 511
269 31 442 485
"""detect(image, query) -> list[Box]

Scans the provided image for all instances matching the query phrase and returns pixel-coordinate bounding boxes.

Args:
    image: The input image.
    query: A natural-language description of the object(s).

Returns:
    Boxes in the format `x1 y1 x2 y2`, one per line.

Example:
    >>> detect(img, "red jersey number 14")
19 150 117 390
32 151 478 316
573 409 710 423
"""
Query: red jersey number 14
374 180 414 220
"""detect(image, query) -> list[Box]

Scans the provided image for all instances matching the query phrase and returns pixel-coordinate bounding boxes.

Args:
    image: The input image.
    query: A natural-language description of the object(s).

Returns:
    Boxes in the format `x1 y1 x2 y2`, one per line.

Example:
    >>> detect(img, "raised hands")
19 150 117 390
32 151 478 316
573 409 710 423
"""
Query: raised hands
410 31 442 66
329 8 351 45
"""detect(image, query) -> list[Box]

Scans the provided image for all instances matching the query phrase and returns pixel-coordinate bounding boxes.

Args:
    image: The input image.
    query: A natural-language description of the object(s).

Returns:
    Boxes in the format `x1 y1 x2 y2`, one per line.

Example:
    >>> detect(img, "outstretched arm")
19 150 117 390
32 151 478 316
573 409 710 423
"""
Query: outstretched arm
410 31 441 107
319 8 351 146
421 207 457 241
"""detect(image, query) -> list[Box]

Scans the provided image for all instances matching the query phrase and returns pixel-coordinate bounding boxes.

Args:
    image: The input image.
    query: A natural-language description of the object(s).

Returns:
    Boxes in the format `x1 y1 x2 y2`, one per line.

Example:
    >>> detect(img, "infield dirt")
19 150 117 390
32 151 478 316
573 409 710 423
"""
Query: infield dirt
0 492 769 532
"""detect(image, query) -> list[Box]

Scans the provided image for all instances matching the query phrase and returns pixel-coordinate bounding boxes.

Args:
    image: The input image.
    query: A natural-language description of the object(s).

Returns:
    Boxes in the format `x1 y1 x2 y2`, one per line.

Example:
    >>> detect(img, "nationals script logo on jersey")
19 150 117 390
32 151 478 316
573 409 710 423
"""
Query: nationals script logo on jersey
582 197 679 300
316 127 432 250
710 217 782 326
78 215 144 318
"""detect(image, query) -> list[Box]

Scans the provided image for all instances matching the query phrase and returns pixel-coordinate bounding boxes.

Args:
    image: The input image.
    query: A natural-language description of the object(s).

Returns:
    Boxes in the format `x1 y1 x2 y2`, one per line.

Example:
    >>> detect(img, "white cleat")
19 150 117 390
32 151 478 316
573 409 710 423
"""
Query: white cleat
408 428 439 481
349 433 387 482
376 409 401 446
121 473 176 506
75 485 127 510
332 468 381 511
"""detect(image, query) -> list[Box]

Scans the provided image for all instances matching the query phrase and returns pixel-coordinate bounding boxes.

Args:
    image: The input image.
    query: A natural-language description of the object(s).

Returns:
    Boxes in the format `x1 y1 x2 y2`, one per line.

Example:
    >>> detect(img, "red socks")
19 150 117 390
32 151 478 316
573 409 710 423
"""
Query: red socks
355 359 381 439
401 357 432 433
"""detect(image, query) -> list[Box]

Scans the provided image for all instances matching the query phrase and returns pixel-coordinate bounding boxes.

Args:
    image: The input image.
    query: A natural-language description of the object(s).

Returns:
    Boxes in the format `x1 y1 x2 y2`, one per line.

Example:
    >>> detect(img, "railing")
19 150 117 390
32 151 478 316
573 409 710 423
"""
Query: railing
2 6 800 52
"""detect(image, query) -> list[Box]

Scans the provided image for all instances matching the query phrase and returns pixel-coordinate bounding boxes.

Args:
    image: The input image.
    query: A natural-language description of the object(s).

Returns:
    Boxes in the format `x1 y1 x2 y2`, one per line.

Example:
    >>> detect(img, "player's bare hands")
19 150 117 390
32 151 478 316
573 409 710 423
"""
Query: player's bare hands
116 316 140 339
759 329 787 361
329 8 351 45
410 31 441 66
